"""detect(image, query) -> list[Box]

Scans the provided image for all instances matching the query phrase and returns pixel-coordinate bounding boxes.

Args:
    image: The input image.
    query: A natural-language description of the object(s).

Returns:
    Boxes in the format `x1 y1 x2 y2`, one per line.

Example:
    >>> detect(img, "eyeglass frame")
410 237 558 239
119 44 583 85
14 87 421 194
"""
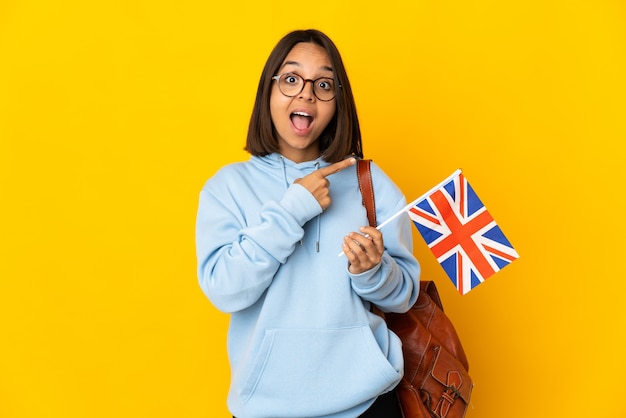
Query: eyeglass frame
271 72 341 102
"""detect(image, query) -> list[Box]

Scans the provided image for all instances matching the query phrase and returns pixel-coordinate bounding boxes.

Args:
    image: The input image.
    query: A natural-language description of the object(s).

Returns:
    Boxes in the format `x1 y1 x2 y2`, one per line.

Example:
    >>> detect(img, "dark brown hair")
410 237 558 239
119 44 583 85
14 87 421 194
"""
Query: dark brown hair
245 29 363 163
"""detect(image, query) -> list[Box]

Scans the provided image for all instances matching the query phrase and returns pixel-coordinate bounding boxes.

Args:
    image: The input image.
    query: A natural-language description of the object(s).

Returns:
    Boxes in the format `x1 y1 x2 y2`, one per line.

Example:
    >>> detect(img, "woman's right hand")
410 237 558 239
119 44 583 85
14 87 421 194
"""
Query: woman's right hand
293 158 355 210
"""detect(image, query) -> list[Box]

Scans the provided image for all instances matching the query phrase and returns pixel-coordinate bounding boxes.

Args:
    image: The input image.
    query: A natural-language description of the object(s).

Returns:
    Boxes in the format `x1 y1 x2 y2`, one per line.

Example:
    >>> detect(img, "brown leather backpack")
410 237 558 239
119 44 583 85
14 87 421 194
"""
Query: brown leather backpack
357 159 473 418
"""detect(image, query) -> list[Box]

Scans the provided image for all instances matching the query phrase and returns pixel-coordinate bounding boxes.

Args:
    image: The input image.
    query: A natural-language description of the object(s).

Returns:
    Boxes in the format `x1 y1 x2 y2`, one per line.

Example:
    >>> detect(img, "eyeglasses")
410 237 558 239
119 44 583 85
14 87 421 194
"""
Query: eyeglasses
272 72 339 102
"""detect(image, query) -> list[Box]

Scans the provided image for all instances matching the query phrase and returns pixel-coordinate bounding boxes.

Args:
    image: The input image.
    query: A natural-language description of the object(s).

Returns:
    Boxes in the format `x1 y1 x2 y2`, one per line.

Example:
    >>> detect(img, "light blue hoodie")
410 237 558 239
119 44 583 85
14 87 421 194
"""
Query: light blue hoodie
196 153 420 418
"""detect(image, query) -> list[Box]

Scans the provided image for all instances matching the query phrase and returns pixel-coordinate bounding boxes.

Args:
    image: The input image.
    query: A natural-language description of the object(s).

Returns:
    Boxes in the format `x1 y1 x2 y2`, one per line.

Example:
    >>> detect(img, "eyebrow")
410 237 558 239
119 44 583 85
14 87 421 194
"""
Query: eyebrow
281 60 334 74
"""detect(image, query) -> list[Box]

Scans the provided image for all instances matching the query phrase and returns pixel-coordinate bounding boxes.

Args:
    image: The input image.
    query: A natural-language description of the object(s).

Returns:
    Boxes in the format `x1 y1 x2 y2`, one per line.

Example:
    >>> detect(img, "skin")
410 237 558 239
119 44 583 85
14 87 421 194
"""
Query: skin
269 42 383 274
270 42 336 164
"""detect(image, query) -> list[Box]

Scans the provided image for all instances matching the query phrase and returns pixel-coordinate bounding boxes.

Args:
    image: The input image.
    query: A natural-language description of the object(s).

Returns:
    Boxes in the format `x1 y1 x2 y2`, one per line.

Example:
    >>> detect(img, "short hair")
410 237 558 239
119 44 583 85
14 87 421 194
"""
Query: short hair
245 29 363 163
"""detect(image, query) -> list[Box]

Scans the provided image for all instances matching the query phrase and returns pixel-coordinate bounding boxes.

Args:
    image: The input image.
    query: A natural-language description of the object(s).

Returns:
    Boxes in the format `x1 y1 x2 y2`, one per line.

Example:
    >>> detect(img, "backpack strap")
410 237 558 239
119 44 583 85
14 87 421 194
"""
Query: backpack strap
357 159 377 227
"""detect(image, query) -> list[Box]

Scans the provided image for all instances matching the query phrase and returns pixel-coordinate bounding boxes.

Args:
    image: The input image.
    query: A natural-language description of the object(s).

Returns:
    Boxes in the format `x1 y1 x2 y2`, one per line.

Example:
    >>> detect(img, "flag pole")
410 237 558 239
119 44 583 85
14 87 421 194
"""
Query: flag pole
338 169 462 257
376 168 462 230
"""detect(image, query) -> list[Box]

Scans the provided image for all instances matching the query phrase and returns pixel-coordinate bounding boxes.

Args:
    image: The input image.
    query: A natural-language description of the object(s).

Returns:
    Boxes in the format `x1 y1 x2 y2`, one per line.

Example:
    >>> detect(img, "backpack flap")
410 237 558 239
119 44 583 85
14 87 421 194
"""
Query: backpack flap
426 346 473 417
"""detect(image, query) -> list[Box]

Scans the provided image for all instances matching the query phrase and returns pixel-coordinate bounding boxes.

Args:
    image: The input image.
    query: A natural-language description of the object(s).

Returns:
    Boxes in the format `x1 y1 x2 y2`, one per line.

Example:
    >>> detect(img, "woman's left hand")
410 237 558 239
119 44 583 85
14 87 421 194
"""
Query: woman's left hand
342 226 384 274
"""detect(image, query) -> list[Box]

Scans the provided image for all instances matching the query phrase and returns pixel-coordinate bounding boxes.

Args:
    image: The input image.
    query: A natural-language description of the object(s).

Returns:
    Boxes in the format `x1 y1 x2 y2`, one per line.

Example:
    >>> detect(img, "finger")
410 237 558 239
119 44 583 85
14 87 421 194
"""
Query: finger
342 239 369 269
347 233 372 250
316 157 356 178
342 240 357 260
344 235 374 264
349 232 383 265
359 226 384 253
343 242 374 274
359 226 380 240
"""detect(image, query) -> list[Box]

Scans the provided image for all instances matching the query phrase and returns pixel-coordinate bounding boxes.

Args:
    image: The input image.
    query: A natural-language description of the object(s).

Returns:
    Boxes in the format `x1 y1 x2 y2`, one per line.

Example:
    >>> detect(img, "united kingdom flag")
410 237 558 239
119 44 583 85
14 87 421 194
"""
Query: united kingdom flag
408 170 519 294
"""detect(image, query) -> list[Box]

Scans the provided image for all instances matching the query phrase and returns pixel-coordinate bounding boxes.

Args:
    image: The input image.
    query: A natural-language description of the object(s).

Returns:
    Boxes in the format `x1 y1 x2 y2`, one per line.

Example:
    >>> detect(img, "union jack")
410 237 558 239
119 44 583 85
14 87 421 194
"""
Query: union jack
408 170 519 294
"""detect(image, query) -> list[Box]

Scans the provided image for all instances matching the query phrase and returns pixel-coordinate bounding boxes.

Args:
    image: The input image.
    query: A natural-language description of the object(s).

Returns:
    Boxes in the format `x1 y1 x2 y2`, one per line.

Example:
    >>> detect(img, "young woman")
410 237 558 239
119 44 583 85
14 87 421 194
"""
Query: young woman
196 29 420 418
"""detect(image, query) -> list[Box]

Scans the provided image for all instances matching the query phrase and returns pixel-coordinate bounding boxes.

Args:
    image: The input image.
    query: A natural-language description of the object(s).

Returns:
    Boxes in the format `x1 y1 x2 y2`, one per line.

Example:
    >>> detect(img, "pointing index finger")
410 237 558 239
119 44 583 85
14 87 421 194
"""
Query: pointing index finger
317 157 356 178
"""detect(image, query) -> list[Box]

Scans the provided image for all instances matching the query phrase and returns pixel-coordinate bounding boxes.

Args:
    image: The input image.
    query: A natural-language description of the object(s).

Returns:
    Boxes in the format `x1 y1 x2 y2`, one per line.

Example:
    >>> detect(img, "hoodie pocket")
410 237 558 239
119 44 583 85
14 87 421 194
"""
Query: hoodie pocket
240 325 402 416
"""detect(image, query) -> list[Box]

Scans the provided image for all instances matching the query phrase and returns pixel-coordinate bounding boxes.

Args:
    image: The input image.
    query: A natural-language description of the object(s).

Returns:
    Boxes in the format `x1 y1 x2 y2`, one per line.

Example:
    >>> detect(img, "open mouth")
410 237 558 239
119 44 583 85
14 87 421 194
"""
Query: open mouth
290 111 313 130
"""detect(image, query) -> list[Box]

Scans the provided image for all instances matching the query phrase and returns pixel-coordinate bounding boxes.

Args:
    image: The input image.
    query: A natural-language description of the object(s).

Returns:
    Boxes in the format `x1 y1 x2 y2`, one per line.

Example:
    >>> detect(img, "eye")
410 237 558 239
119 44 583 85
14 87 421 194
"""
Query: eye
316 78 334 91
283 74 301 85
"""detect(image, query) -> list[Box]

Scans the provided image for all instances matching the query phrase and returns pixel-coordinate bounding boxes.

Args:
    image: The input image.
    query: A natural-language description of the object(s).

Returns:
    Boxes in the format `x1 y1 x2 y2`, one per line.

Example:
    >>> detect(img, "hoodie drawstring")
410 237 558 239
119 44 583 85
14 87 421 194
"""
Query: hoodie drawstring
314 162 321 253
279 156 290 190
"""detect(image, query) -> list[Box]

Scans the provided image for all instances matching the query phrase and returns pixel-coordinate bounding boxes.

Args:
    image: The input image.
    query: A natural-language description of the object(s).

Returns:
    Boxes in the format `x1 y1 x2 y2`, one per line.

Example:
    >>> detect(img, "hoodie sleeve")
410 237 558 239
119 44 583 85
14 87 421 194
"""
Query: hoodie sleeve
196 174 322 313
348 165 421 314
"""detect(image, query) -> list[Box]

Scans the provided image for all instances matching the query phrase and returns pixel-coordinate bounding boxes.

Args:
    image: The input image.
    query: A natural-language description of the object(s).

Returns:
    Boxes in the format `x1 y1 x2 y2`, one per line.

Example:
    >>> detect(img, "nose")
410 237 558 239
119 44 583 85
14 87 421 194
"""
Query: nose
298 79 316 101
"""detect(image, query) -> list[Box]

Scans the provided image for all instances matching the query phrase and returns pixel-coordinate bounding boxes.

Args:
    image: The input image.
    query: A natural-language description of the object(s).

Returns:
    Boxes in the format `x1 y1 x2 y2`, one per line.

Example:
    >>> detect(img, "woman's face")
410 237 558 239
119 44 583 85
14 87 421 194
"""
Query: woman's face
270 42 337 163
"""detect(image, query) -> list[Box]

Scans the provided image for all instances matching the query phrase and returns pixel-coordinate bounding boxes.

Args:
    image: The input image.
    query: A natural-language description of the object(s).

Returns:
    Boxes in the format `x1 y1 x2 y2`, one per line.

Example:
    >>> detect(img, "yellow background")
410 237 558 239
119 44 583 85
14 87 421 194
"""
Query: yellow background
1 0 625 417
